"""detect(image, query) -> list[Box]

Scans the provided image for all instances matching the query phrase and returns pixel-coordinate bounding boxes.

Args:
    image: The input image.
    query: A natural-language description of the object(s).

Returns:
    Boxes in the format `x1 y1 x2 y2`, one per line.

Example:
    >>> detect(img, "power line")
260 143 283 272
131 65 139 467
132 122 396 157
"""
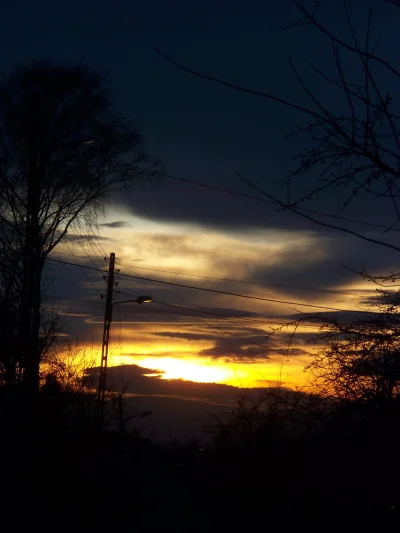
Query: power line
48 257 102 272
53 250 358 297
129 295 242 320
116 290 327 329
51 293 322 329
70 221 108 267
68 226 107 272
114 263 354 335
153 298 235 319
50 251 101 263
116 305 207 319
48 289 329 329
114 297 269 351
118 291 270 352
47 256 369 313
115 274 365 313
121 290 309 324
117 261 277 322
118 261 357 297
65 242 103 296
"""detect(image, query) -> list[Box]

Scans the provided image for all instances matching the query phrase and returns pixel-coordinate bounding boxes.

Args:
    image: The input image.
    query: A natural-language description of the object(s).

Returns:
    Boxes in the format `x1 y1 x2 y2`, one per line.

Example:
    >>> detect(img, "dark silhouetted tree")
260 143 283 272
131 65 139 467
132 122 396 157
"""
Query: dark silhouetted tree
0 61 158 392
307 290 400 404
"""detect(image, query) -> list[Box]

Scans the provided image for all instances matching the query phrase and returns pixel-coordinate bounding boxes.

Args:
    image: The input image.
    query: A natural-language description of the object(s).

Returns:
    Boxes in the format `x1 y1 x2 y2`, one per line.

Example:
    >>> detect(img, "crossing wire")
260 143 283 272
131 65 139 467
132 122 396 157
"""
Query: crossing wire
47 257 373 313
50 251 372 298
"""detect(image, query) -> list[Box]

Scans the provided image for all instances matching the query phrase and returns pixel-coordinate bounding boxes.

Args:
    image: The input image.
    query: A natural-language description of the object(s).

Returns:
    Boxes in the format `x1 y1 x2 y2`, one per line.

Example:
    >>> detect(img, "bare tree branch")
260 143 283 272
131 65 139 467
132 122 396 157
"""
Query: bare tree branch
157 1 400 248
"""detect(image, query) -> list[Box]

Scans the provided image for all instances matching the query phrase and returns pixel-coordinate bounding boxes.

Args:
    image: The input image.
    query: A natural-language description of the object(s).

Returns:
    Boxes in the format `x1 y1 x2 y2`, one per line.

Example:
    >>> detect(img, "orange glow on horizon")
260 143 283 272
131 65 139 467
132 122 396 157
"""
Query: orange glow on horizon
51 207 382 401
105 352 310 389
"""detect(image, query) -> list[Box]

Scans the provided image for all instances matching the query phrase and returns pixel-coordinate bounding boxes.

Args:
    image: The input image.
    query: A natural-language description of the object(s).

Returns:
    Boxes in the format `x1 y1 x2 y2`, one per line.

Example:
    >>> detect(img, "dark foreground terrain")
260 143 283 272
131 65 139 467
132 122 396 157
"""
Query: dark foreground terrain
2 388 400 531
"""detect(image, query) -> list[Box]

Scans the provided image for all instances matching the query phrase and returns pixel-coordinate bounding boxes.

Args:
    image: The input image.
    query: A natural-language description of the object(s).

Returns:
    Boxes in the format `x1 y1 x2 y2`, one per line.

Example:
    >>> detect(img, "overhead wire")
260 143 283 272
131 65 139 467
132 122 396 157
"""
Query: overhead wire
63 228 109 302
115 261 242 321
131 294 271 351
53 293 224 319
115 263 365 344
68 225 106 271
118 261 358 297
43 163 395 384
52 294 324 330
114 290 323 385
104 262 358 363
72 220 109 267
47 296 323 329
111 272 368 313
121 263 354 296
49 261 377 395
64 242 103 297
49 248 374 384
50 291 327 390
47 257 373 313
74 226 110 303
114 288 272 366
114 290 343 330
48 257 374 382
50 250 371 298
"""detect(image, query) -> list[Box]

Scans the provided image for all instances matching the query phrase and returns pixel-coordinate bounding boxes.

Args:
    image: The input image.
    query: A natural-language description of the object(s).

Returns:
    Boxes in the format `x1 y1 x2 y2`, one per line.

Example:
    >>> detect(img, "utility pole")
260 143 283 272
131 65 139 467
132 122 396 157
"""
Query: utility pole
97 252 115 426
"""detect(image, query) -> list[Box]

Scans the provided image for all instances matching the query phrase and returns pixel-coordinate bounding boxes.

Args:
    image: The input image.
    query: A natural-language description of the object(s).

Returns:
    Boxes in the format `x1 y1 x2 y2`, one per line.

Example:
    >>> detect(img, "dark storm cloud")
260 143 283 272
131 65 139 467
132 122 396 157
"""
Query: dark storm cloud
291 310 376 321
1 0 397 242
151 306 270 321
154 325 269 340
270 348 311 356
86 363 292 400
195 306 269 318
120 181 304 232
63 234 111 242
154 331 222 342
120 178 385 235
150 327 285 362
121 130 399 239
246 233 400 294
199 334 270 361
86 363 238 399
99 221 130 229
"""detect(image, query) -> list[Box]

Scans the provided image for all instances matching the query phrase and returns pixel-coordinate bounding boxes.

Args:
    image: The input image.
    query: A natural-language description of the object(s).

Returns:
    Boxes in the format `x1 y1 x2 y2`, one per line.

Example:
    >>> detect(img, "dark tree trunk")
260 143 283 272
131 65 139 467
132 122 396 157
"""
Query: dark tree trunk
21 96 43 394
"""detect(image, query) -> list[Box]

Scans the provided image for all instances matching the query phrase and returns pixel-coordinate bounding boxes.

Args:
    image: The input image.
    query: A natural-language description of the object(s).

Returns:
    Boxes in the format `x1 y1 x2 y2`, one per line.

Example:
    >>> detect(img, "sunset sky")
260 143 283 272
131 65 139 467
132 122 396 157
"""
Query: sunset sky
2 0 399 427
45 203 393 393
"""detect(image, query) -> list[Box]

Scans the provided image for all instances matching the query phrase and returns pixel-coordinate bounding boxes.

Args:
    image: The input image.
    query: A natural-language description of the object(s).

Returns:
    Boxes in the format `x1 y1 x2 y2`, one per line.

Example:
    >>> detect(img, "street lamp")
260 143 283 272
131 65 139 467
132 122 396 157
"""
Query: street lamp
114 295 152 306
97 287 153 425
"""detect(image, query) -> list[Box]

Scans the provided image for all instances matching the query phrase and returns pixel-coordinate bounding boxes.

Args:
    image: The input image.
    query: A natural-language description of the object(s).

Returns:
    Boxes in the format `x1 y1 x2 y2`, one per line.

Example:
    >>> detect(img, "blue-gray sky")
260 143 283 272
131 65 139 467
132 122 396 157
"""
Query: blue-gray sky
2 0 398 215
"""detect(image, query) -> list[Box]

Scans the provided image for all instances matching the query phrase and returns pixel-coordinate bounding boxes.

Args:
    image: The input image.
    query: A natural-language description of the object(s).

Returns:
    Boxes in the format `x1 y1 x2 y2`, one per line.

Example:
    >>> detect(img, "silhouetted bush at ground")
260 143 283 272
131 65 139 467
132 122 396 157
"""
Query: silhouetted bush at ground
207 394 400 530
1 386 400 530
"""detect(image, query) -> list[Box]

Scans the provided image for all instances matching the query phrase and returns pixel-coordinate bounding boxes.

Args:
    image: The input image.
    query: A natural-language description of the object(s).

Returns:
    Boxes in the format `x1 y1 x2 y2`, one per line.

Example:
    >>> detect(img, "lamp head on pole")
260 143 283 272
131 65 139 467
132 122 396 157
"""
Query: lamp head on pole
136 295 152 304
